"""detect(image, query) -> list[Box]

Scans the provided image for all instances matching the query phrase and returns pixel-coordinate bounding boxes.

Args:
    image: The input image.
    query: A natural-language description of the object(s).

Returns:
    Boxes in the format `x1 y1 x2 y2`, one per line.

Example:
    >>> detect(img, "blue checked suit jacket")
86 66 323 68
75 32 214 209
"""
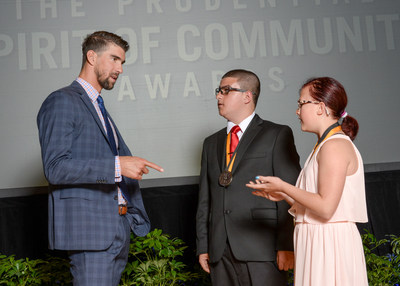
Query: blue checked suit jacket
37 81 150 251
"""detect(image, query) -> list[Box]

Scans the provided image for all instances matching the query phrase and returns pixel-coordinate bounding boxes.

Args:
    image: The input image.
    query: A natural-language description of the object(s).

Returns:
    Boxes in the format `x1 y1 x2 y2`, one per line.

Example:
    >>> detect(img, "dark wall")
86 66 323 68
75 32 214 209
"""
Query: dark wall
362 170 400 252
1 170 399 263
0 184 200 264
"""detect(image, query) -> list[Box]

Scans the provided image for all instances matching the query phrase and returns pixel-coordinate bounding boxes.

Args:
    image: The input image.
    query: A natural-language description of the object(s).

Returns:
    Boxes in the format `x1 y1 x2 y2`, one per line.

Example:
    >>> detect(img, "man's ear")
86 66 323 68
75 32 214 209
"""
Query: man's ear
86 50 97 66
243 91 252 104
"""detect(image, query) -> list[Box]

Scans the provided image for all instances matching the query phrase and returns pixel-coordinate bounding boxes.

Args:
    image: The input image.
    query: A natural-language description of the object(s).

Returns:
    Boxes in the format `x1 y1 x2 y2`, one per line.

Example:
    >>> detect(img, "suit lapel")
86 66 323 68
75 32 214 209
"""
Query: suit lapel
74 81 129 156
72 81 109 142
231 114 263 174
216 129 227 173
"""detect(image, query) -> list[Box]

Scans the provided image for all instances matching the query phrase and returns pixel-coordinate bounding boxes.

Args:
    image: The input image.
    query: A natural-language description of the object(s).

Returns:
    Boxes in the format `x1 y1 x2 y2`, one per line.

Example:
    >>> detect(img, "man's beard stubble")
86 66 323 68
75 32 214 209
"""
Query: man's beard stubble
95 68 116 91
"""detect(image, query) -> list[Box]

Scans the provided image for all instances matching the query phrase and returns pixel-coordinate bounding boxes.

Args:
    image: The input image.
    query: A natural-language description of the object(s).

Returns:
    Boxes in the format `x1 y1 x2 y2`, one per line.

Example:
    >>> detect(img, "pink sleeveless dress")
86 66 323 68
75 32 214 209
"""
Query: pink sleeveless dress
289 134 368 285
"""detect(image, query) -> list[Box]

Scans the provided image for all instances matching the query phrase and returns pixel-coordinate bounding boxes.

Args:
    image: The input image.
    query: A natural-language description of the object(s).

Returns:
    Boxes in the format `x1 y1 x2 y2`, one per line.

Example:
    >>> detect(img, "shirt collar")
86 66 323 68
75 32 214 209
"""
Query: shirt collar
227 112 255 134
76 77 100 103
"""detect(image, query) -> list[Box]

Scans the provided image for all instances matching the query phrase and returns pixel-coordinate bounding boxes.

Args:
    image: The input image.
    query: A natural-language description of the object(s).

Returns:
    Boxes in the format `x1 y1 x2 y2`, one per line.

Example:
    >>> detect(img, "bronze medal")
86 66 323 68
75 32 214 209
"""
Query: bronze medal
219 170 233 187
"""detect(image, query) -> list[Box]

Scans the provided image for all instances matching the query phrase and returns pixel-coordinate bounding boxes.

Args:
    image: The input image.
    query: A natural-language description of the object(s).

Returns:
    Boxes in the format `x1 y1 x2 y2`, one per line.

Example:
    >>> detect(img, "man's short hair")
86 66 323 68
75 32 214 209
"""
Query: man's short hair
222 69 260 106
81 31 129 68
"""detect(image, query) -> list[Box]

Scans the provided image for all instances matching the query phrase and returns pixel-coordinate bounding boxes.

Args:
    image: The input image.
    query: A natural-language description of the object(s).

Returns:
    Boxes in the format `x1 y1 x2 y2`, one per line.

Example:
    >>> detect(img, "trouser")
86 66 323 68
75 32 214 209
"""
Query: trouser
210 242 287 286
68 215 131 286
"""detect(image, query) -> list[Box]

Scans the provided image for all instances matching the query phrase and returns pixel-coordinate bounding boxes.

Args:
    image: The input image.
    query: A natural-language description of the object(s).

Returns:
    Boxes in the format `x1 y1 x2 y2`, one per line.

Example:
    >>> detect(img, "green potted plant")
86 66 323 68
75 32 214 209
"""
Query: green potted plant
120 228 200 285
362 230 400 285
0 254 71 285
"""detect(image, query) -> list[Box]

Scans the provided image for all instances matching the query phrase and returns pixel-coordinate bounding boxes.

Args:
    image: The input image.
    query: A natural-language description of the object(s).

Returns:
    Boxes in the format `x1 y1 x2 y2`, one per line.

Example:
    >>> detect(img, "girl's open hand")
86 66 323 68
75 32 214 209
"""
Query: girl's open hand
246 176 285 201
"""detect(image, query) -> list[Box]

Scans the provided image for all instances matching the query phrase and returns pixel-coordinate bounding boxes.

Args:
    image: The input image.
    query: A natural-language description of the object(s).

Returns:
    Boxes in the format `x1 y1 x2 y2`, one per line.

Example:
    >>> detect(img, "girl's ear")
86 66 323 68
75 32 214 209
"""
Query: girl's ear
321 102 331 116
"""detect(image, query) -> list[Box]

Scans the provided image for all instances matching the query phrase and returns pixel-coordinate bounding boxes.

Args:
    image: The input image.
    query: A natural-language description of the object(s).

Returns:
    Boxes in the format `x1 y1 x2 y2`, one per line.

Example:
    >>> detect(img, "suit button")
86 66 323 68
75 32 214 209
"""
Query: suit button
224 210 231 214
114 195 118 200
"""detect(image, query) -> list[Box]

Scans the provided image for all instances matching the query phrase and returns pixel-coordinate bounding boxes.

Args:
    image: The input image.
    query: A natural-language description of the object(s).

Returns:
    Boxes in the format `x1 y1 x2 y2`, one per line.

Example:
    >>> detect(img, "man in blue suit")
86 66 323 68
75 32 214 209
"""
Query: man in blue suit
37 31 163 286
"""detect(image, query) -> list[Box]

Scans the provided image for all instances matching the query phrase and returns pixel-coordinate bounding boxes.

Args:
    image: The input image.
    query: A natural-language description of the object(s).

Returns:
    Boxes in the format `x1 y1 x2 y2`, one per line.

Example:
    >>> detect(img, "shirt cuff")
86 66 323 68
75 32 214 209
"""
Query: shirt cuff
115 156 122 182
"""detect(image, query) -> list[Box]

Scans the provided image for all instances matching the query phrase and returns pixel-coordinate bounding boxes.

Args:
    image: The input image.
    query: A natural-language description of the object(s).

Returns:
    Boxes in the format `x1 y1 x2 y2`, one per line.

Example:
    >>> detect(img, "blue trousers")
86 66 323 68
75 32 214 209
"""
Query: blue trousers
68 215 131 286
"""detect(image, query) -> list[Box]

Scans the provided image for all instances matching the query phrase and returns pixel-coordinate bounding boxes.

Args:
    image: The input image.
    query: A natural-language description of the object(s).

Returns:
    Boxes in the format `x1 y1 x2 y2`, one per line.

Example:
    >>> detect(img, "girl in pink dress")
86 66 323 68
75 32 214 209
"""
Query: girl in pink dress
247 77 368 285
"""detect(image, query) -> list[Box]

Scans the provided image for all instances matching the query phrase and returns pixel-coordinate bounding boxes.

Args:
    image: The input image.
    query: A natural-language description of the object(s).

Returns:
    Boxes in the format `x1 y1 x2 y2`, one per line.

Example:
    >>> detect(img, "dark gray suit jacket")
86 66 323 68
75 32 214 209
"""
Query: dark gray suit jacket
196 114 300 263
37 81 150 251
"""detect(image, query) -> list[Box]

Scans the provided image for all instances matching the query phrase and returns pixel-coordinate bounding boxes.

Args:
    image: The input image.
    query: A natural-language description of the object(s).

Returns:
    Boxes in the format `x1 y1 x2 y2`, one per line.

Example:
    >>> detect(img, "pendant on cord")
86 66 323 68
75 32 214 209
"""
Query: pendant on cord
219 170 233 187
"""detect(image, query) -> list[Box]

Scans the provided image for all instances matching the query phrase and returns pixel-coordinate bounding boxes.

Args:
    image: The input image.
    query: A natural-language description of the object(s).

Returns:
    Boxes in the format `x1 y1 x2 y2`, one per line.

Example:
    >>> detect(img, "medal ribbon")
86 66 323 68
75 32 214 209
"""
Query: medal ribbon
311 122 342 157
225 132 237 172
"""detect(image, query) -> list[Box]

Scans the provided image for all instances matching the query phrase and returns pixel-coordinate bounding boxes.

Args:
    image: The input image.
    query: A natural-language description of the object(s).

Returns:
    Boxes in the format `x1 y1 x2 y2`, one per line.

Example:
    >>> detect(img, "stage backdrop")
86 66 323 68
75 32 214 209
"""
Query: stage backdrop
0 0 399 193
